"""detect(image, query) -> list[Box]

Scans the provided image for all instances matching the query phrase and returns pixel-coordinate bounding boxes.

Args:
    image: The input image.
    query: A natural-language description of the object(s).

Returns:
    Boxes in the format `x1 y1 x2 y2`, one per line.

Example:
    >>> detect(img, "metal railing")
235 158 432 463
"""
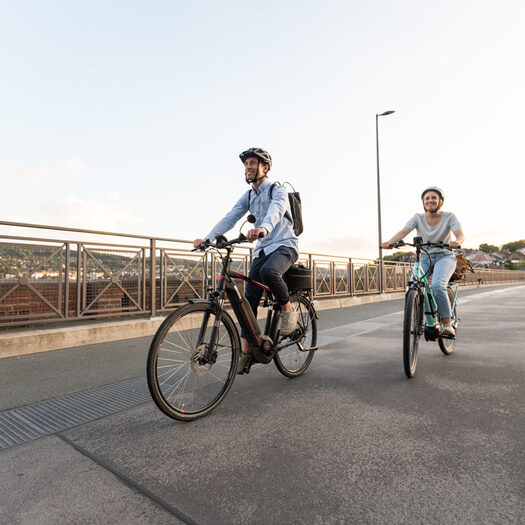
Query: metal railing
1 221 524 329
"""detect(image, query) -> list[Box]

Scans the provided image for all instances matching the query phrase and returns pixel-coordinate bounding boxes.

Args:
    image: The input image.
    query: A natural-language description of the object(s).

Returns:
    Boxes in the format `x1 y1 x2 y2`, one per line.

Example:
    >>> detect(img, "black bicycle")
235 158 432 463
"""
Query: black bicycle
147 227 317 421
387 237 460 378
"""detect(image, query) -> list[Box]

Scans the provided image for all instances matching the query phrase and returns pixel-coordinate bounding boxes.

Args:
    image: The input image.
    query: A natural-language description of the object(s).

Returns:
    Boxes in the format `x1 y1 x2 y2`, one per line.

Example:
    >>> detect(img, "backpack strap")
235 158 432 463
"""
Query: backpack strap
269 181 293 225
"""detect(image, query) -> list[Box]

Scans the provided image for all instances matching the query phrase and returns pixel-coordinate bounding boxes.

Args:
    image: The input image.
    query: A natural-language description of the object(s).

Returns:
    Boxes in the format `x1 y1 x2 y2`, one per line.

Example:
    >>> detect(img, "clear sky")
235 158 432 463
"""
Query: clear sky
1 0 524 258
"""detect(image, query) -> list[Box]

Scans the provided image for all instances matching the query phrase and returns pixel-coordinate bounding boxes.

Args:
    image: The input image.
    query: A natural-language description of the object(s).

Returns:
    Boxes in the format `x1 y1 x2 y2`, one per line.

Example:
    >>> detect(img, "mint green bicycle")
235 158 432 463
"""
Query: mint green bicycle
388 237 459 378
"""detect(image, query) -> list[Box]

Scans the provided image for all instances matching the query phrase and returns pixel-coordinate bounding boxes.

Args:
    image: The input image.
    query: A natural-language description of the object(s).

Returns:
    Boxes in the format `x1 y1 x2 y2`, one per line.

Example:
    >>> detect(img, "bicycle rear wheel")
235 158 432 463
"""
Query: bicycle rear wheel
147 302 240 421
274 293 317 377
403 289 423 378
438 287 457 355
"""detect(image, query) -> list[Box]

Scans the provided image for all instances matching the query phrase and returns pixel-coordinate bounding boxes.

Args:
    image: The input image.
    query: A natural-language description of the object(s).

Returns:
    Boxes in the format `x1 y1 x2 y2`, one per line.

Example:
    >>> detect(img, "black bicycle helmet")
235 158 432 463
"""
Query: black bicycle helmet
239 147 272 169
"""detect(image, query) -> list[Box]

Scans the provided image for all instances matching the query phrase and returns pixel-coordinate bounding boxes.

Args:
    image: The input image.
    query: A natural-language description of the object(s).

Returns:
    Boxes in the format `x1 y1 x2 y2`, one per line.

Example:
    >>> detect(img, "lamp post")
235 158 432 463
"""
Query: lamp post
376 110 395 294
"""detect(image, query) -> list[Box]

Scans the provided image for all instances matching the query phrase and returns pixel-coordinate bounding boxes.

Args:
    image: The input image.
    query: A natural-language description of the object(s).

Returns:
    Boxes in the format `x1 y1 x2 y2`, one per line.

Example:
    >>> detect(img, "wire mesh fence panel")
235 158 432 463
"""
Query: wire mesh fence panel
352 263 367 294
384 265 396 291
160 251 206 309
81 246 145 316
367 264 379 293
0 242 65 324
313 261 332 296
334 262 350 295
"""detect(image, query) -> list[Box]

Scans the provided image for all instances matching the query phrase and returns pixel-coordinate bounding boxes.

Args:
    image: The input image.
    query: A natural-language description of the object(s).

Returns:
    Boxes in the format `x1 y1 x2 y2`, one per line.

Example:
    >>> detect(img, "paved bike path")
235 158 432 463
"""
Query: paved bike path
1 285 524 524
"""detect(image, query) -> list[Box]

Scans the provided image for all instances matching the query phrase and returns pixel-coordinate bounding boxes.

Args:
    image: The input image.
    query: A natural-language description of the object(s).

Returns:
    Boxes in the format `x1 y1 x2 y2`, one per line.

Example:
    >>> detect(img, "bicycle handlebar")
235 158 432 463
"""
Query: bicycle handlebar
192 234 252 252
386 239 460 250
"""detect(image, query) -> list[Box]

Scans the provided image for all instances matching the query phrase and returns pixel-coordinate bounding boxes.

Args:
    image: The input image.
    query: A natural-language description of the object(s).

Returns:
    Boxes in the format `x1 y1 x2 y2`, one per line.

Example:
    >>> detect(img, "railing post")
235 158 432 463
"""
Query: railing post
64 243 70 318
150 238 156 317
348 258 353 296
309 253 314 297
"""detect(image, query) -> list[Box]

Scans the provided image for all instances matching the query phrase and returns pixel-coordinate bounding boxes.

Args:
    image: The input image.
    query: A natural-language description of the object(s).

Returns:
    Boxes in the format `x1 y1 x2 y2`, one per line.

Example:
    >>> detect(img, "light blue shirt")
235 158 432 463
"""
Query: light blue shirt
206 178 299 257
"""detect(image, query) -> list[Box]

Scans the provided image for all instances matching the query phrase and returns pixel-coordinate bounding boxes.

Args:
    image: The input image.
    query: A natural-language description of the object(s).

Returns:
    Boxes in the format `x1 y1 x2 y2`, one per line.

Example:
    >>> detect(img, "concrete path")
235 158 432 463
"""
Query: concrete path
1 285 524 524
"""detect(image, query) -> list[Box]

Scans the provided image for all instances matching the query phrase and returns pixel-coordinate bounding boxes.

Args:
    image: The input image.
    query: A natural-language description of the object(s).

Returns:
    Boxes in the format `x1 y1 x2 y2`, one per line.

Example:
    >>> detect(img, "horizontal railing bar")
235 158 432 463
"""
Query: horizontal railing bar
0 235 149 251
0 220 188 244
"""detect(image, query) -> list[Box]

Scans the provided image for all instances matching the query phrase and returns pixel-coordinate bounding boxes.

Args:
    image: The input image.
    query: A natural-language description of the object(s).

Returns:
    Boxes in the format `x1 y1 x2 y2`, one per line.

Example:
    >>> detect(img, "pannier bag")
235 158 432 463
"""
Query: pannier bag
450 253 475 282
283 264 311 291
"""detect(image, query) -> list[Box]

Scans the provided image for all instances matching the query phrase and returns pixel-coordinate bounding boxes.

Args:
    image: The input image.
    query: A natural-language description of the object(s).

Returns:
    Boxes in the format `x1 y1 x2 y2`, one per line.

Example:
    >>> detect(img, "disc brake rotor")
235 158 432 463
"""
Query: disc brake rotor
190 344 212 376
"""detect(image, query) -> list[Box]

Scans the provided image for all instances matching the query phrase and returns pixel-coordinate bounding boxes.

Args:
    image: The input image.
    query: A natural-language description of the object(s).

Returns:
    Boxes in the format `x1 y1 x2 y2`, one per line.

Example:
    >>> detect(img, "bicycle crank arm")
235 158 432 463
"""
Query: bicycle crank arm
276 340 318 352
297 342 318 352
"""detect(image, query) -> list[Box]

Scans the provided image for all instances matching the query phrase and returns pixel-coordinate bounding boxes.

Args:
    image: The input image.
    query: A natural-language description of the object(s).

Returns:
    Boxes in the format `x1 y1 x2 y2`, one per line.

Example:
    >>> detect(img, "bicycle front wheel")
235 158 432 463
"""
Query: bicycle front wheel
403 289 423 378
274 293 317 377
438 287 457 355
147 302 240 421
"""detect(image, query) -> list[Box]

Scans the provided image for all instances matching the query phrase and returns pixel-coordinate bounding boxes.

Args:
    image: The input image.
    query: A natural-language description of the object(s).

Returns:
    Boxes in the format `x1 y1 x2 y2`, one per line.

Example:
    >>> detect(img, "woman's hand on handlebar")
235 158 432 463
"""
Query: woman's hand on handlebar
448 240 461 249
382 240 405 249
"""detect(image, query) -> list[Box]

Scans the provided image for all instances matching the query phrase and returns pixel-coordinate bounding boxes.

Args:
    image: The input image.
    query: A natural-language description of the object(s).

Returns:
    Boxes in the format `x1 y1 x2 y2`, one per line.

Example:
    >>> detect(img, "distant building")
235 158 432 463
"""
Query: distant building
469 252 495 268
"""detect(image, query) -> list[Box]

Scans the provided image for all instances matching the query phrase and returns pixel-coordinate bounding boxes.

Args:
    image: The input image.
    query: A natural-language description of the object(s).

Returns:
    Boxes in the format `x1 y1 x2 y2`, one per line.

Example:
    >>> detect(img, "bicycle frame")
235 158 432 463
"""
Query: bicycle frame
202 244 280 364
411 259 439 329
411 245 458 330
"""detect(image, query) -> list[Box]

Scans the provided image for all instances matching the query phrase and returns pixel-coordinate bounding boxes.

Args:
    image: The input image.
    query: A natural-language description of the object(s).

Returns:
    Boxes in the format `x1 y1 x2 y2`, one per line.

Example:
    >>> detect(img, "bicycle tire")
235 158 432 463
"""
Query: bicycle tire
403 289 423 378
274 293 317 377
438 287 457 355
147 302 240 421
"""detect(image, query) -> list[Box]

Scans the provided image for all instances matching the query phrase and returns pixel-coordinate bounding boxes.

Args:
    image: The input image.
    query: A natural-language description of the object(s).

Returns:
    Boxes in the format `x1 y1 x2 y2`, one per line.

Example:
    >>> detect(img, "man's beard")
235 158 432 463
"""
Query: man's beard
424 204 441 214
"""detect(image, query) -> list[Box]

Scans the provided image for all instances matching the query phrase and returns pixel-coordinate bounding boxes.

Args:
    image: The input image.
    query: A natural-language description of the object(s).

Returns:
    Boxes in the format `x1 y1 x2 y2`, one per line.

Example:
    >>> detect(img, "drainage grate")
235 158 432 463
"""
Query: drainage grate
0 377 151 450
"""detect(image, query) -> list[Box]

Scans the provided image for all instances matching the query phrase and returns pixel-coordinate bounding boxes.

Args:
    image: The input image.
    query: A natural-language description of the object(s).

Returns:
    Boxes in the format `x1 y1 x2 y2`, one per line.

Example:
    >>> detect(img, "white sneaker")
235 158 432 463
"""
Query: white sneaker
442 323 456 338
280 310 299 336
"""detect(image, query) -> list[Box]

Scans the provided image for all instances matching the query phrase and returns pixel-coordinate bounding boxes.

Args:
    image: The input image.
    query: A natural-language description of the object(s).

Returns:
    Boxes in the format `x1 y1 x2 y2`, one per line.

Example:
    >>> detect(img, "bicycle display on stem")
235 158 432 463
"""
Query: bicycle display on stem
386 237 460 378
147 215 318 421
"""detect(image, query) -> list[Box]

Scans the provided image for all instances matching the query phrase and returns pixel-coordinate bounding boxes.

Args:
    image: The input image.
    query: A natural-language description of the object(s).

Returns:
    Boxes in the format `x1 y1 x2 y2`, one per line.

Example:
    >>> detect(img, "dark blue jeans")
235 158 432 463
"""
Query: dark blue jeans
245 246 298 318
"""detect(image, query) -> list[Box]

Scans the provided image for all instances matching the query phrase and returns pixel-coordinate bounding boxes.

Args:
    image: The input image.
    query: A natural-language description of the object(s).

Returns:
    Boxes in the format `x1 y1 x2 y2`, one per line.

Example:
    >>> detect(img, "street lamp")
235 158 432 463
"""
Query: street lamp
376 110 395 294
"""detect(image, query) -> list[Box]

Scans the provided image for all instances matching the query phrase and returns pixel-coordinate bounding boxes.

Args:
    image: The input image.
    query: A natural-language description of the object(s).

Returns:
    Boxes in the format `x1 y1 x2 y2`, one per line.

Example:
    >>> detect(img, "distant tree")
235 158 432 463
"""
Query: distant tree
502 239 525 252
504 260 525 270
479 243 499 253
384 251 413 262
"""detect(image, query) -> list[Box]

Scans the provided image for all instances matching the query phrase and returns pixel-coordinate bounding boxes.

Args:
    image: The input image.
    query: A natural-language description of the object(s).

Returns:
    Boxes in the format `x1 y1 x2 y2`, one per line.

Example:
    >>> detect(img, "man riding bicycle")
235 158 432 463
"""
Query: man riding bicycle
381 186 465 337
193 147 299 357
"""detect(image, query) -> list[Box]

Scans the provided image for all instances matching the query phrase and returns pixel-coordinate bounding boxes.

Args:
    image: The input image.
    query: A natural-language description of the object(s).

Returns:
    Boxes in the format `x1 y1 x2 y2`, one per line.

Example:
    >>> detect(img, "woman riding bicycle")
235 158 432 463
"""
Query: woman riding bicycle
381 186 465 337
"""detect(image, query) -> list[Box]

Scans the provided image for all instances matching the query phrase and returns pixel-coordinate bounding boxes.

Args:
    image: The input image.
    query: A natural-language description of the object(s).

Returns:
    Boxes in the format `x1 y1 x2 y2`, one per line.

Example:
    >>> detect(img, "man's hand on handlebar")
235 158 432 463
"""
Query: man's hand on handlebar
448 240 461 249
246 228 266 242
193 238 207 250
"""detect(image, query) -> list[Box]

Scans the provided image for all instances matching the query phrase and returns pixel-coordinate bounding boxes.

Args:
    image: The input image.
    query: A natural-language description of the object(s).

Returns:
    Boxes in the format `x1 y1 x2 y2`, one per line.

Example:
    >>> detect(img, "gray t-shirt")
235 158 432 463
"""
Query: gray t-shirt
405 212 461 253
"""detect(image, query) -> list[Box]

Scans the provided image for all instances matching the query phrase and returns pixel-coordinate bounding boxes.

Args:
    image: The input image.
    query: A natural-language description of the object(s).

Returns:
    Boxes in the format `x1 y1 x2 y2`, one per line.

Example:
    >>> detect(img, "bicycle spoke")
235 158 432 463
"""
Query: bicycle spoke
147 302 239 420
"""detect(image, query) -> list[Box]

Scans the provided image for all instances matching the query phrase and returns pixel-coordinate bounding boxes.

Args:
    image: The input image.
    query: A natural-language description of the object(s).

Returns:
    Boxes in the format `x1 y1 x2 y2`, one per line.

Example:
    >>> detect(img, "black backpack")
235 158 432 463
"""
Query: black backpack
249 181 303 236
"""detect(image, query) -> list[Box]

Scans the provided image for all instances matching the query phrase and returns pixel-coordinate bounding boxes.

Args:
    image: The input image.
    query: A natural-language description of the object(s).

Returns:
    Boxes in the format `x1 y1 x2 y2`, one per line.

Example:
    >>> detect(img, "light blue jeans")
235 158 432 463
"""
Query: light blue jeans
419 252 457 319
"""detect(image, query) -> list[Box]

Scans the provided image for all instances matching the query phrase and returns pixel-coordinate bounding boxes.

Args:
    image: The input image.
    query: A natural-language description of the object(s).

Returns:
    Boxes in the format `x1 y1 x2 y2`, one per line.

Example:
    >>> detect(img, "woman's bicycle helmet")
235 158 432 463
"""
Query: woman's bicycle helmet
421 186 444 212
239 147 272 169
421 186 444 201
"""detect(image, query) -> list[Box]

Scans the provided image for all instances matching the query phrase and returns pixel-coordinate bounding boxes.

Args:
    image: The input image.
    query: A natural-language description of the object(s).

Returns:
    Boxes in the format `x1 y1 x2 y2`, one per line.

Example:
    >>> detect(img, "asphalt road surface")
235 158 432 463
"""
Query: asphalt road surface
1 284 524 524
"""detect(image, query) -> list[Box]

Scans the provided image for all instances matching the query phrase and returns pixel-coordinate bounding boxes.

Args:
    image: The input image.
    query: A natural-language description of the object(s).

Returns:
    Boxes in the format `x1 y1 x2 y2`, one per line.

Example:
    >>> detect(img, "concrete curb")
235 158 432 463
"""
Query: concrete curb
0 283 509 359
